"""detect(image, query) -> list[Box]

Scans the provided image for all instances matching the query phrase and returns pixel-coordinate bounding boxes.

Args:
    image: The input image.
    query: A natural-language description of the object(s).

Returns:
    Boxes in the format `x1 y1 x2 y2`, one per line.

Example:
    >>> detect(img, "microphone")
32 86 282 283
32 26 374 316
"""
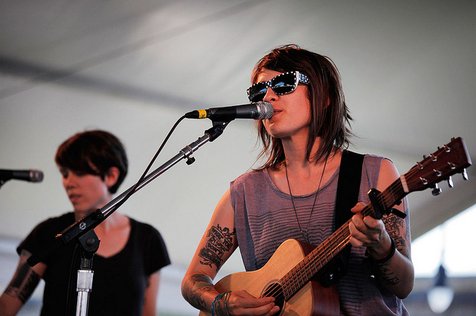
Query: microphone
184 101 273 120
0 169 44 183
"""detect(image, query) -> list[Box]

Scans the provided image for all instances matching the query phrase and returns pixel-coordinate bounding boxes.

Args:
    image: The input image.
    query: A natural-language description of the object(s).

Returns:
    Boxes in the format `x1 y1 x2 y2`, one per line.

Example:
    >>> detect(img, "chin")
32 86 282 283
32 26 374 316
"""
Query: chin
73 208 94 217
265 125 287 138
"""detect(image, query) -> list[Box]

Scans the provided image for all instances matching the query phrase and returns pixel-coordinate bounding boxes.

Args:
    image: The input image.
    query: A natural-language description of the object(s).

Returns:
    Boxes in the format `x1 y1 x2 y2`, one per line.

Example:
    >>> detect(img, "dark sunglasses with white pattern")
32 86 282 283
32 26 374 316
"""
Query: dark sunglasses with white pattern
247 71 310 102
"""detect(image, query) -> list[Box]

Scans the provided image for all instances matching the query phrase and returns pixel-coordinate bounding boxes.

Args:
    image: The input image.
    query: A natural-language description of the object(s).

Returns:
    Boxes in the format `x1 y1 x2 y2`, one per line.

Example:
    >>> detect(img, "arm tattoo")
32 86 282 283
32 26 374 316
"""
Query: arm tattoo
375 261 400 286
383 214 408 257
199 224 236 270
5 262 41 304
374 214 408 286
182 274 215 310
183 225 235 311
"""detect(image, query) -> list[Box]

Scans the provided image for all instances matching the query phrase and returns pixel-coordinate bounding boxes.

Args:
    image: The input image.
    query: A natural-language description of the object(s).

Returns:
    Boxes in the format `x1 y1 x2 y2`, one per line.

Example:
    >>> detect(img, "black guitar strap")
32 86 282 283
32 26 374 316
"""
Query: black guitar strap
317 150 364 286
334 150 365 230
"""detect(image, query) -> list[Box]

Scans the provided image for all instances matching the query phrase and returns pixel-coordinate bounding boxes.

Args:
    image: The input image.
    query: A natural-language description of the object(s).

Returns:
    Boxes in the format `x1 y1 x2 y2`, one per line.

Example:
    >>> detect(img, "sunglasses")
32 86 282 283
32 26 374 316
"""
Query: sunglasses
247 71 310 102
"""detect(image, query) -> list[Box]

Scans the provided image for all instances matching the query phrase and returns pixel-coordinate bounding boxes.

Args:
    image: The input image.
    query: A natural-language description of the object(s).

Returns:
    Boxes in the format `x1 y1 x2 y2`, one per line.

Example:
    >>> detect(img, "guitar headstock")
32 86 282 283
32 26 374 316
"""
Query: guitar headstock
402 137 472 194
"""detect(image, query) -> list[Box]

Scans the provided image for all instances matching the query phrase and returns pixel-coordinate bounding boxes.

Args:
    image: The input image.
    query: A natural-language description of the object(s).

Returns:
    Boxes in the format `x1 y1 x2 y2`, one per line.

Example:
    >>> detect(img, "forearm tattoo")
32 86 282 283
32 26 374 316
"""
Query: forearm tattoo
199 224 236 270
5 262 41 303
374 214 408 286
384 213 409 257
375 263 400 286
182 274 215 310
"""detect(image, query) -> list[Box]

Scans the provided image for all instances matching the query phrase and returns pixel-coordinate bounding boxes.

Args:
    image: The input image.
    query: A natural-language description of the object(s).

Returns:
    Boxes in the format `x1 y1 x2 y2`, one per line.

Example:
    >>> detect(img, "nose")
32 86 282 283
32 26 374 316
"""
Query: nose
262 86 278 102
62 171 76 188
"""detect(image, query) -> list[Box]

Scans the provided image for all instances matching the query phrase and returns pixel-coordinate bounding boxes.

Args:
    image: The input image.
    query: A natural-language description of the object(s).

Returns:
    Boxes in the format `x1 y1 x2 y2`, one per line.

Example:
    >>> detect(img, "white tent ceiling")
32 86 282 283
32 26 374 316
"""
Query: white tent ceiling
1 0 475 274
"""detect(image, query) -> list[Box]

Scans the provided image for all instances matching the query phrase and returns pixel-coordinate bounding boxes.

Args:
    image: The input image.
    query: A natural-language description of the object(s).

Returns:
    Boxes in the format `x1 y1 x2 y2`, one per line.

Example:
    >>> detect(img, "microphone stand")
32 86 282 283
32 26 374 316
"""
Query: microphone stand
54 120 230 316
75 230 99 316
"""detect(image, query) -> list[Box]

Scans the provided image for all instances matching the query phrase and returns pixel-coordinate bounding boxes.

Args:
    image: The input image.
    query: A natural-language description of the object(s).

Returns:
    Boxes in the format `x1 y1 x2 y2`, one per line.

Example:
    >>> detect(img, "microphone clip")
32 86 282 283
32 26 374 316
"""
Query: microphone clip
207 120 231 142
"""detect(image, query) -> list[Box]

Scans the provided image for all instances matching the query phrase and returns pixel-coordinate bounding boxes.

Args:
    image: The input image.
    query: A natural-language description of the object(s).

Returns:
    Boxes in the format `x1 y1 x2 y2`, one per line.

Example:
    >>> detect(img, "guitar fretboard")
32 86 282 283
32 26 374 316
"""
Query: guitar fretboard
276 179 406 299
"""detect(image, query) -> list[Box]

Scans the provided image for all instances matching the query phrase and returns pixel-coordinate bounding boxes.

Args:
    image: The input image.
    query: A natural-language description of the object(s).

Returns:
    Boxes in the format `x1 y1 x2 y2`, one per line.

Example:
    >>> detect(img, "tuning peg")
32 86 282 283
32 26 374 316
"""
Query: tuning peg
462 168 469 180
447 176 454 188
431 184 442 196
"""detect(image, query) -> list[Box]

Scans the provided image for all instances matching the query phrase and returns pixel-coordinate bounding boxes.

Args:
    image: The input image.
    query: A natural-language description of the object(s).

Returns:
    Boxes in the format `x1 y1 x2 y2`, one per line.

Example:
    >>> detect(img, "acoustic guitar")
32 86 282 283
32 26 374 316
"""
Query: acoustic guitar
199 137 471 316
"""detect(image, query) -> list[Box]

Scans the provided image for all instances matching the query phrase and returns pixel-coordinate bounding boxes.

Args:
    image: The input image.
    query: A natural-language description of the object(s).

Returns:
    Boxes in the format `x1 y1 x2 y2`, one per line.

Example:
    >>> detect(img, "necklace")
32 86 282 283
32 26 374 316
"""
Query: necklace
285 158 328 244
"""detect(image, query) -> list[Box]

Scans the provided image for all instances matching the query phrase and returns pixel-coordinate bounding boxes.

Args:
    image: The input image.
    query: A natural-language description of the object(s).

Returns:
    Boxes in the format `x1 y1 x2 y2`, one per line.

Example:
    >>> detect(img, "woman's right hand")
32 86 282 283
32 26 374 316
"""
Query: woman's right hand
219 290 280 316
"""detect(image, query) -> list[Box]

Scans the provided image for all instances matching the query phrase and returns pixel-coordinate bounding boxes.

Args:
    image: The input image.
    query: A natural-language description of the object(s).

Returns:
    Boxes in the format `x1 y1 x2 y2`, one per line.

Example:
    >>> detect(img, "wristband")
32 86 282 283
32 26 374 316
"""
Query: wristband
369 237 396 264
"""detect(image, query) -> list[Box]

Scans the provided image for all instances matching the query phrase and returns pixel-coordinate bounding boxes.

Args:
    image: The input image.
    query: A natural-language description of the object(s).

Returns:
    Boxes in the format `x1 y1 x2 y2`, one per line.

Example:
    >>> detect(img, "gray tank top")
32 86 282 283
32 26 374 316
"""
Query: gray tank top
230 154 408 315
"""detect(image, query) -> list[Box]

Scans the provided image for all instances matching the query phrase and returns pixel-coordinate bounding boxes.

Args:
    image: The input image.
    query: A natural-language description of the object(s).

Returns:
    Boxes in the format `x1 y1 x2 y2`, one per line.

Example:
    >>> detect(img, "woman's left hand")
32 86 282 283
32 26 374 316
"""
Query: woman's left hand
348 202 392 259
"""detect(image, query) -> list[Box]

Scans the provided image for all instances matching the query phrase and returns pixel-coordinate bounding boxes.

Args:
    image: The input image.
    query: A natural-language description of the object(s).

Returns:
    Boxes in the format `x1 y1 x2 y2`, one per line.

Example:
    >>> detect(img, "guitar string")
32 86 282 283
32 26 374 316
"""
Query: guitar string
263 148 459 298
266 198 390 297
267 203 403 299
270 159 456 297
263 178 406 298
293 180 404 284
264 186 392 297
267 157 458 297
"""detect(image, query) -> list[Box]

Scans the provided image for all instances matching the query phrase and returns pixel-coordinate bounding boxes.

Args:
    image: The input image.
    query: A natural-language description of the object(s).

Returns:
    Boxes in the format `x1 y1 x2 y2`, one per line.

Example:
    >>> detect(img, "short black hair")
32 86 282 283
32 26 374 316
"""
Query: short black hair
55 130 128 194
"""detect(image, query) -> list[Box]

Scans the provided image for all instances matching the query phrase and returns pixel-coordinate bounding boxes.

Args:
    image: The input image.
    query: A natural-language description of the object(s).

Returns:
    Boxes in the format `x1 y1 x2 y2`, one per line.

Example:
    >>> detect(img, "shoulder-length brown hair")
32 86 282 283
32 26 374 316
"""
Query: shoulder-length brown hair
252 44 353 169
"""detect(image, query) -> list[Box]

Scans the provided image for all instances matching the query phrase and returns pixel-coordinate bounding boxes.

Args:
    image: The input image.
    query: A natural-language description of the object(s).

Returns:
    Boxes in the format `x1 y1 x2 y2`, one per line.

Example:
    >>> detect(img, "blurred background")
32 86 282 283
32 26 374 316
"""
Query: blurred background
1 0 475 315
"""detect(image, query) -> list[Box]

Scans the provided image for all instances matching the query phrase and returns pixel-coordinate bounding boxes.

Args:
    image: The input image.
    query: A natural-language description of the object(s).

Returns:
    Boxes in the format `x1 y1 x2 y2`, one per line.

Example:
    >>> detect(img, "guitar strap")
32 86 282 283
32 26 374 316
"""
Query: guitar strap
317 149 364 286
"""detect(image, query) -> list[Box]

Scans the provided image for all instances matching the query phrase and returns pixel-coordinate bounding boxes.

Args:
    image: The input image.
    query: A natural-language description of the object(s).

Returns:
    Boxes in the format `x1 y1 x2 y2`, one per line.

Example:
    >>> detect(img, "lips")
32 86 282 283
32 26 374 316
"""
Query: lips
269 108 282 119
68 193 81 204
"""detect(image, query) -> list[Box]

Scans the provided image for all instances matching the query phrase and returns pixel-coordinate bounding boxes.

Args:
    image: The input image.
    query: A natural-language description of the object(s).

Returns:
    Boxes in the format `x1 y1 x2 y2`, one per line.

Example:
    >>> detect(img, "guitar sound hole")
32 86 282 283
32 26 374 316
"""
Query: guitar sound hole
262 281 285 313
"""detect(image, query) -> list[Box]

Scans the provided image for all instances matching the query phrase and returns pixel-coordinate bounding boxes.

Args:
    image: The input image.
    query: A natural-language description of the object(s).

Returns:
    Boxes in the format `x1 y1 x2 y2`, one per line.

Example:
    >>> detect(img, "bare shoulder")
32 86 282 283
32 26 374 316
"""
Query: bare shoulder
376 158 400 189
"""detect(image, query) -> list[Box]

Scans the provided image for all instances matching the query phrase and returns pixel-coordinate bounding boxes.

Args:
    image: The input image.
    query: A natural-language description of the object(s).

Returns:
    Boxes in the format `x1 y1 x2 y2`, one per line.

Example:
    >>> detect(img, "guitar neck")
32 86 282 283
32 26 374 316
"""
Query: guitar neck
279 178 406 299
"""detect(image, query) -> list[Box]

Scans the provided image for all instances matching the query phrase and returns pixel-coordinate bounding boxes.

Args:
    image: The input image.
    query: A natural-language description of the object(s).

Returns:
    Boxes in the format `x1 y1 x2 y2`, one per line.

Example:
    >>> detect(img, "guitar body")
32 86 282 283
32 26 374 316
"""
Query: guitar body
199 239 340 316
